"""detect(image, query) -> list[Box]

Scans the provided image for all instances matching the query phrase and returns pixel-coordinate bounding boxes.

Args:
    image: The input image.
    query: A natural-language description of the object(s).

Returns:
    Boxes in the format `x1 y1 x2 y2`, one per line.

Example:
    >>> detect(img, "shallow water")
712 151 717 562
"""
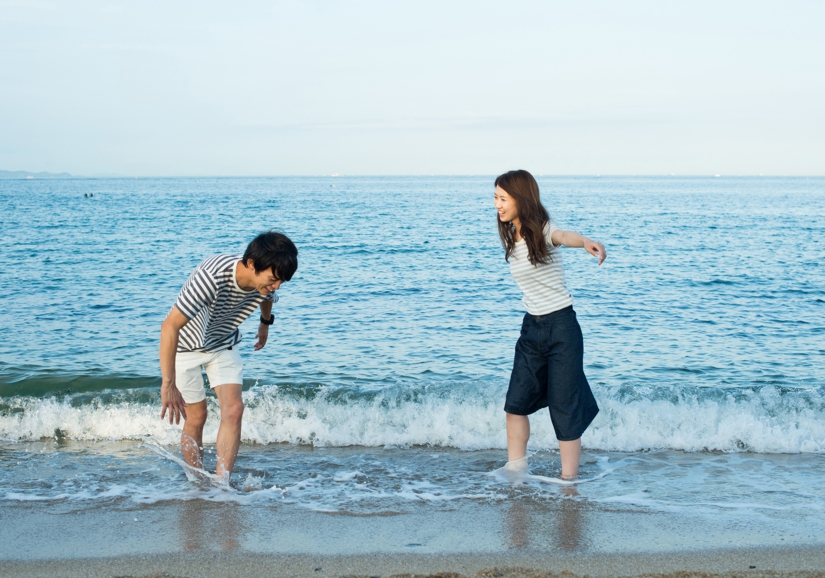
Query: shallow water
3 440 825 558
0 176 823 531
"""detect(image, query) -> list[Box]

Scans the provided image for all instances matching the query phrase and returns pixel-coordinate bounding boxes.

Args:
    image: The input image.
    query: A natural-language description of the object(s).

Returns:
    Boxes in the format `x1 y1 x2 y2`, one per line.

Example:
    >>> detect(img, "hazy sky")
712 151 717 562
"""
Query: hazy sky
1 0 823 176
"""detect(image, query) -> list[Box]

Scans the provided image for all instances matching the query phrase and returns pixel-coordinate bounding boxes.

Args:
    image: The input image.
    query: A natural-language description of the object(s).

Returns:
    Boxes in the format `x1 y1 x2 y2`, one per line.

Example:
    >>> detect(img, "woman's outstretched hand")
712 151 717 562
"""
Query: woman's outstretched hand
550 230 607 265
584 239 606 265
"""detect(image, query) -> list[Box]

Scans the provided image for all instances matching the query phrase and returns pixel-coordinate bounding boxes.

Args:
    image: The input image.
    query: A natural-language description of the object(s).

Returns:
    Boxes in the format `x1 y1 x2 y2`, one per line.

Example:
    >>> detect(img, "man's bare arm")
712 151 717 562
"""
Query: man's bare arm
159 306 191 424
254 300 273 351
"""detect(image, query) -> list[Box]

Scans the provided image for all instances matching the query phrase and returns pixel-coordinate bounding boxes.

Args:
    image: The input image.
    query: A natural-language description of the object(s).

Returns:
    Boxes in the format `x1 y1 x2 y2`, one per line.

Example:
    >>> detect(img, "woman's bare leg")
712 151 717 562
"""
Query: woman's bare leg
506 412 530 461
559 438 581 479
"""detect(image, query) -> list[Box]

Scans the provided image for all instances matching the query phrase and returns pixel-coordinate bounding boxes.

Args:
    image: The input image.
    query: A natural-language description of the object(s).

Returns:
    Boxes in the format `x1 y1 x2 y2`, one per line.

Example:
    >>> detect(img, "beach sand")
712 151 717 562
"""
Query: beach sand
2 548 825 578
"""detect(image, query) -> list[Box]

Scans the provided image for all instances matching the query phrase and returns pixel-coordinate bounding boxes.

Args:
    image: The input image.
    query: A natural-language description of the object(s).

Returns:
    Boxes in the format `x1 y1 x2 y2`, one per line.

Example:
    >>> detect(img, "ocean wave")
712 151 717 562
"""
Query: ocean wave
0 381 823 453
0 370 158 397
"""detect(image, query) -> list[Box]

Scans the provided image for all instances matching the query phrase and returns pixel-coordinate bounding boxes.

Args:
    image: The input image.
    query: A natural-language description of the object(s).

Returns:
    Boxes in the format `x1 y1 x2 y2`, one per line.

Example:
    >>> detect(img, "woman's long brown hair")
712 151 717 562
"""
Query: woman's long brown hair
495 170 551 265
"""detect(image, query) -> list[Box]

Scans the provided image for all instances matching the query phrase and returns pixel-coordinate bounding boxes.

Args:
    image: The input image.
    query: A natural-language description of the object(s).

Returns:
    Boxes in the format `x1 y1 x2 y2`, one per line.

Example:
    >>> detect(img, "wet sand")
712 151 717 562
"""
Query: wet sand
3 487 824 578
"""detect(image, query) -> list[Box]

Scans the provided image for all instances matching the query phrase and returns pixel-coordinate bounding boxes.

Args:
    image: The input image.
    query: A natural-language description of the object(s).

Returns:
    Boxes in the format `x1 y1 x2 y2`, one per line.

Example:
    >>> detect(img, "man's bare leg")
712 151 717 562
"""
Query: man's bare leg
181 400 207 469
559 438 581 480
213 383 244 482
506 412 530 461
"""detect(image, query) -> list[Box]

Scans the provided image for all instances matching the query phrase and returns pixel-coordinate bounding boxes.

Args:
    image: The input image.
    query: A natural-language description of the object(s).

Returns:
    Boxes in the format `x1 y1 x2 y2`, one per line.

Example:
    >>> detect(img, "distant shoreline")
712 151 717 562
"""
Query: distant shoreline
0 169 73 179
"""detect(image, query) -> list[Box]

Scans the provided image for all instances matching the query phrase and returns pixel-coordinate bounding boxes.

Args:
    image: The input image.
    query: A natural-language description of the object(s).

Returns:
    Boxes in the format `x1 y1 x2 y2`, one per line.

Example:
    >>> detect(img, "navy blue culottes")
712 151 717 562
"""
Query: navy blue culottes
504 306 599 441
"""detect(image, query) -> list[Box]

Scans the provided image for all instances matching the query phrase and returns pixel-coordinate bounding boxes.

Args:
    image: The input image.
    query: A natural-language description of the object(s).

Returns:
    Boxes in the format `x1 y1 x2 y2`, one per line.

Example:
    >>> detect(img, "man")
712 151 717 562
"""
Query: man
159 231 298 482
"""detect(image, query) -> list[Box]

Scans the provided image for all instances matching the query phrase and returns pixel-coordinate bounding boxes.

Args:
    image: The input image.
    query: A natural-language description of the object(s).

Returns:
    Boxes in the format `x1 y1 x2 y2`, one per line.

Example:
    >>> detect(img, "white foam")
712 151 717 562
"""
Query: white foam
1 382 823 453
333 471 362 482
586 384 825 453
0 396 182 444
145 440 227 485
489 457 613 486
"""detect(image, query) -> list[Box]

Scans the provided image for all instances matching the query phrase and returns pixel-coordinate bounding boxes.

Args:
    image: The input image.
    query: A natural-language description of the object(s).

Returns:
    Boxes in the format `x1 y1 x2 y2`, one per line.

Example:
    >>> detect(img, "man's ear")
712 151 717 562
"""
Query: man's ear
246 258 255 270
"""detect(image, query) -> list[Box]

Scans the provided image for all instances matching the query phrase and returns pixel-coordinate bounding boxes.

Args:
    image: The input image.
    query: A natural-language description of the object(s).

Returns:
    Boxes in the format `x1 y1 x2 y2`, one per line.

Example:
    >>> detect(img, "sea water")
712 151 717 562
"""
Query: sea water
0 176 823 543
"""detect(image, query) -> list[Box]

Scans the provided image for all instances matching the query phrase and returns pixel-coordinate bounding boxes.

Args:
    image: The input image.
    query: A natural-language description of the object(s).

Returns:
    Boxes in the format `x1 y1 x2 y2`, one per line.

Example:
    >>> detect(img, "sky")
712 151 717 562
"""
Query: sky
1 0 823 176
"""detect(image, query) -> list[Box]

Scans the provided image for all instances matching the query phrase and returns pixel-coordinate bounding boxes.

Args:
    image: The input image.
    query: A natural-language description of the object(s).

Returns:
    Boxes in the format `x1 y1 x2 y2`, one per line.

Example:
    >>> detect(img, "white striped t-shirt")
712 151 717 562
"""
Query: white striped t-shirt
175 254 277 353
508 220 573 315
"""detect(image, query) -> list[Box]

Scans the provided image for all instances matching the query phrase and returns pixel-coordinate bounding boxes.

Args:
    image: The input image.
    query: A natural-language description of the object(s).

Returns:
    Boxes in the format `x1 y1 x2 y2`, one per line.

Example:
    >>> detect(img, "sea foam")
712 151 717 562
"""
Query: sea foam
0 381 823 453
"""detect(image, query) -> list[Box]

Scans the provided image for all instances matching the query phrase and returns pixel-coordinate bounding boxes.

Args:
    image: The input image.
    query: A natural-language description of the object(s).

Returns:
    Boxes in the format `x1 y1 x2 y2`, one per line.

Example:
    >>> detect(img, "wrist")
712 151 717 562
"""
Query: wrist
260 313 274 325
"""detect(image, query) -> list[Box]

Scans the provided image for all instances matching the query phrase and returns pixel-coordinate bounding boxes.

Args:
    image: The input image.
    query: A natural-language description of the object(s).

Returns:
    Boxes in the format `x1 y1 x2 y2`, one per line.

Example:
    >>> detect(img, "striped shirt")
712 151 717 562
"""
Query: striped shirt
508 220 573 315
175 254 277 353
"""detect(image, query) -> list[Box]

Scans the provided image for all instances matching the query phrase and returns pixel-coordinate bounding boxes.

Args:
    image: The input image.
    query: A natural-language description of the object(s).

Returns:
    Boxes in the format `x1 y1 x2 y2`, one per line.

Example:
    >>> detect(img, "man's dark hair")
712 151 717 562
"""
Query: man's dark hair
242 231 299 281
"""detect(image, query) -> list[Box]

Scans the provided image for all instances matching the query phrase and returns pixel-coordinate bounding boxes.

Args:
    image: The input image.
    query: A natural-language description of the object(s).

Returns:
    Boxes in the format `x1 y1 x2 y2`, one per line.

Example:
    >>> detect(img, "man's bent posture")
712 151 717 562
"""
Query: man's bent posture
159 231 298 482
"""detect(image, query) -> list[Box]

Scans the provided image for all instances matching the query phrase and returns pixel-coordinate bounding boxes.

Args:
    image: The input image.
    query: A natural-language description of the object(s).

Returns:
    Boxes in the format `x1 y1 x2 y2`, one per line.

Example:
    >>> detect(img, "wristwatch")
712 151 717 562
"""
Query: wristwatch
260 314 274 325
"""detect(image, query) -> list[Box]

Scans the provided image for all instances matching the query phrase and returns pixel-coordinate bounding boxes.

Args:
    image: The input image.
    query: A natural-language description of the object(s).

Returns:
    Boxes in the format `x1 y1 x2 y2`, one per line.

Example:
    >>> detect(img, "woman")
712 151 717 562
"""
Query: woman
494 170 605 480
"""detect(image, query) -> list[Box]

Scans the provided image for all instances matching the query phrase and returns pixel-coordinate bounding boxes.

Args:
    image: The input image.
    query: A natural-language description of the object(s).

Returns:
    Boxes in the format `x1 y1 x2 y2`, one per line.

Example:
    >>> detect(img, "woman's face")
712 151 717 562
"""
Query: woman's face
494 186 519 223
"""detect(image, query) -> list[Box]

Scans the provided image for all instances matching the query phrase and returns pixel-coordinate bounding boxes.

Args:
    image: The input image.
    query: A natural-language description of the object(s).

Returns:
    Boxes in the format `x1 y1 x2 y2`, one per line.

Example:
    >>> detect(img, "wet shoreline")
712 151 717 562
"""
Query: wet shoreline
3 483 823 567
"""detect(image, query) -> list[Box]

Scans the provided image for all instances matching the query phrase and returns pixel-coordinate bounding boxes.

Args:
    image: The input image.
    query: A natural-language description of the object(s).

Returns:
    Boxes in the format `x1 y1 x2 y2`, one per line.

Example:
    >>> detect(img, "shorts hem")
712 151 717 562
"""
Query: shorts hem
503 404 547 416
552 407 600 442
209 380 243 390
555 433 584 442
179 391 207 405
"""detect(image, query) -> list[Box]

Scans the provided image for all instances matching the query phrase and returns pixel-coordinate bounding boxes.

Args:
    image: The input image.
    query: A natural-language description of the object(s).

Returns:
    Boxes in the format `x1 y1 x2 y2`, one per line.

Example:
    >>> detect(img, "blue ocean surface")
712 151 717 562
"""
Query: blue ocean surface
0 176 823 545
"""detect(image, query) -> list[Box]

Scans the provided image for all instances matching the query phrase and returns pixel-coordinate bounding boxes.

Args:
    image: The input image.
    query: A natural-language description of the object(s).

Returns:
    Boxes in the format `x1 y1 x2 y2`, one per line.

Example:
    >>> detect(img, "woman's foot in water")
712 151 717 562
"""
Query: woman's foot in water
503 456 529 473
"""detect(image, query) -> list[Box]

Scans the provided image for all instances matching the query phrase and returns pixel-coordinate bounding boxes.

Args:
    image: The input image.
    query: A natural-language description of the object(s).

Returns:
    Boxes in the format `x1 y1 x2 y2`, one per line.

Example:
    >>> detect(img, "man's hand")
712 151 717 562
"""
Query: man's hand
159 306 190 424
583 239 607 265
161 381 188 424
254 324 269 351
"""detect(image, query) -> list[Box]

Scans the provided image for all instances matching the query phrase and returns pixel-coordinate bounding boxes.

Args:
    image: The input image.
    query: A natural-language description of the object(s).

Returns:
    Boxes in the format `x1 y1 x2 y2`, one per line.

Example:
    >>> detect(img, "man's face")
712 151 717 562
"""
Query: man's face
253 267 283 295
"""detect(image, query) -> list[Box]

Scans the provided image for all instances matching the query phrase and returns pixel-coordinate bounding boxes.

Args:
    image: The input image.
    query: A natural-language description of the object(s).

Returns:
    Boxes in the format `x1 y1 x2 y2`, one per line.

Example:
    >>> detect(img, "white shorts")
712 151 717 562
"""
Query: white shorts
175 347 243 404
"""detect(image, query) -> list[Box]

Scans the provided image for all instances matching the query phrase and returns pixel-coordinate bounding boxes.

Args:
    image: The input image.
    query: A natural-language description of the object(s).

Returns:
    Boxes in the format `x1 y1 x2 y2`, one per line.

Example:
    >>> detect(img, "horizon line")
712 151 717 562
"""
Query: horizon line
2 172 824 179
